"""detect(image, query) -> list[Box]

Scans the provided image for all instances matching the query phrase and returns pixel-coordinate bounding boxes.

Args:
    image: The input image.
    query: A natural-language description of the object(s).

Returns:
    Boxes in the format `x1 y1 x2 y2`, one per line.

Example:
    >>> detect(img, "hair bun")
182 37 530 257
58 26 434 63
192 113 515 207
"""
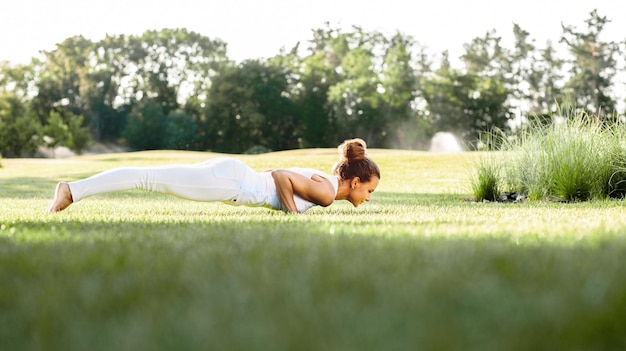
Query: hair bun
338 138 367 162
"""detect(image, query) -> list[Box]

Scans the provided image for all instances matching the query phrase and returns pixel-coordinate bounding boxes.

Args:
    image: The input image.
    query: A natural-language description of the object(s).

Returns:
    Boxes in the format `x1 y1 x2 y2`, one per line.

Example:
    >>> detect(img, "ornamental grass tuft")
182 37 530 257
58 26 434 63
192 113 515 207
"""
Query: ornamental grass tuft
471 155 501 202
472 108 626 202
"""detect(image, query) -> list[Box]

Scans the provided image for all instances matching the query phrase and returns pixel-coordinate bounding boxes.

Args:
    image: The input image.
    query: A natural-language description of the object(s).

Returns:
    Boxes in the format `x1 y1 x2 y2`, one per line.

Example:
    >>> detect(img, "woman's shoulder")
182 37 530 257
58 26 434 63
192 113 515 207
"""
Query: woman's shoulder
287 167 332 177
288 168 339 195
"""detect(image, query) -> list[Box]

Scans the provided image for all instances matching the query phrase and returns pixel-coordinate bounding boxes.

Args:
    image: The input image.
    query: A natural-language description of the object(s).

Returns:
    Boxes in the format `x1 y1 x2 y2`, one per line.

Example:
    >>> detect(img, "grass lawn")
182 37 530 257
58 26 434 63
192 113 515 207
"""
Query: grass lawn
1 149 626 350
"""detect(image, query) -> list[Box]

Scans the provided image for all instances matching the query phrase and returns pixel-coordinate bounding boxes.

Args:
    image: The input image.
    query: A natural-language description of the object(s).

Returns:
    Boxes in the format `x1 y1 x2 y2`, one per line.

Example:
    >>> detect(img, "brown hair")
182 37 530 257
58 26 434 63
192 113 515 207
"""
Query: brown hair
332 138 381 182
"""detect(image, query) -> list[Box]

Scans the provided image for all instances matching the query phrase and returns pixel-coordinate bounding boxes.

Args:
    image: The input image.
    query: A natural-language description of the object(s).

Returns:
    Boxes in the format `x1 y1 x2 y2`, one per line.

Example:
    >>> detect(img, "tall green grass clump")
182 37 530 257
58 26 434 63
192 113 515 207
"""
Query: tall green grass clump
472 109 626 202
470 131 503 201
471 156 500 201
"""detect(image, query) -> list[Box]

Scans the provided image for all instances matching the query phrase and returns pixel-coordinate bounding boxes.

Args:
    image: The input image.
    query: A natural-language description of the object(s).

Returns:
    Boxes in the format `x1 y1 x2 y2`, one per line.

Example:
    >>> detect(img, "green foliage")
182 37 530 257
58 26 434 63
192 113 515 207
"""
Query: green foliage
320 28 419 147
474 109 626 202
291 51 339 147
0 91 91 157
163 111 198 150
123 99 169 150
461 29 508 77
327 46 382 141
42 110 91 154
123 100 200 151
560 9 620 118
42 111 71 149
31 36 94 123
202 60 298 153
1 11 625 154
0 93 42 156
421 70 513 146
471 154 501 201
66 113 92 152
381 34 416 110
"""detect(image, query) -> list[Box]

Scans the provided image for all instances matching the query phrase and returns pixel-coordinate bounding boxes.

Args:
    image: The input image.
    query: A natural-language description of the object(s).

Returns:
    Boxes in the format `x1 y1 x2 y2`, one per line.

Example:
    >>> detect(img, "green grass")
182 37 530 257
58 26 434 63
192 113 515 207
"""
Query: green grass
472 111 626 202
2 149 626 350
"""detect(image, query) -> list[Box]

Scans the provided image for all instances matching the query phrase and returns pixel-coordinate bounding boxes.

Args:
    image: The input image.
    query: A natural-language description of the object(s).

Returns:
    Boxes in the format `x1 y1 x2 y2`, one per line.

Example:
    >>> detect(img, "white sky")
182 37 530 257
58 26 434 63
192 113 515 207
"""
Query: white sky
1 0 624 65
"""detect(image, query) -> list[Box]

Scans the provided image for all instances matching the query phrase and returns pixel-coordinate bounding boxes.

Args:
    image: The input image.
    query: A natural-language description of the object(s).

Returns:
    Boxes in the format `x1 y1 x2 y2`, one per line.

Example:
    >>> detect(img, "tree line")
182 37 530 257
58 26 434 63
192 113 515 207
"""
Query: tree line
0 9 624 157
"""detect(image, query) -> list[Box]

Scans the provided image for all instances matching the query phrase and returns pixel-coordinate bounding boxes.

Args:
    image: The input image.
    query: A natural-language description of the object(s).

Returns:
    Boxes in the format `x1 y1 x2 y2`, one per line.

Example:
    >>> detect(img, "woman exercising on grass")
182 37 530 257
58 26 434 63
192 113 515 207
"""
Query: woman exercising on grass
47 138 380 214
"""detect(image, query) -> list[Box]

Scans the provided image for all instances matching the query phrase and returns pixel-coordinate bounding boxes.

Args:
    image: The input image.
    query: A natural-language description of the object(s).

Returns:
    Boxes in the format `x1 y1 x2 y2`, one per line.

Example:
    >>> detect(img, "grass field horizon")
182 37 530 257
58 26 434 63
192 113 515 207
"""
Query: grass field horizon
2 148 626 350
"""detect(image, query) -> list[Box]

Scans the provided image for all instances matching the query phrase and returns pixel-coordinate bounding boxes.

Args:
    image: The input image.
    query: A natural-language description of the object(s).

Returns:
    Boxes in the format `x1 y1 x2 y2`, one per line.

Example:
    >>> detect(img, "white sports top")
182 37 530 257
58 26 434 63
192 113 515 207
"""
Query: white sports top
233 167 339 213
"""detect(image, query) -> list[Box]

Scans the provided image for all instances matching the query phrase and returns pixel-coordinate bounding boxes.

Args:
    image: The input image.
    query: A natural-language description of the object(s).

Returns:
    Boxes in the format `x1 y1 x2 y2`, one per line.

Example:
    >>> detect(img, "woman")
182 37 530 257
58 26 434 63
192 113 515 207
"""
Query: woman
47 138 380 214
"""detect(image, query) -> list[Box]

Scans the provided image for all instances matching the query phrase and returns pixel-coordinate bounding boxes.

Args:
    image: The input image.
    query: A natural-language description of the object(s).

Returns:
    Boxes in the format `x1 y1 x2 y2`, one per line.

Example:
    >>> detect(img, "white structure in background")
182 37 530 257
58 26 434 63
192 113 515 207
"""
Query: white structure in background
429 132 464 153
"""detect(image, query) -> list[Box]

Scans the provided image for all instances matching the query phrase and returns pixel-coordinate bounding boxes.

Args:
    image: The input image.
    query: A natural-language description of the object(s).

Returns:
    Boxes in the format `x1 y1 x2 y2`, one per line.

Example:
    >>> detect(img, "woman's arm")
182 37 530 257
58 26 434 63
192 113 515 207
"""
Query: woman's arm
271 170 336 213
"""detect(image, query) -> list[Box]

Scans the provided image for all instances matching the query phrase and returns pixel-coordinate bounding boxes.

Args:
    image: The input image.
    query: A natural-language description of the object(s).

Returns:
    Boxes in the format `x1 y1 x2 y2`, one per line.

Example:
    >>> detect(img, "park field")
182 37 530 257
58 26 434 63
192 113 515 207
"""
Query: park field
1 149 626 350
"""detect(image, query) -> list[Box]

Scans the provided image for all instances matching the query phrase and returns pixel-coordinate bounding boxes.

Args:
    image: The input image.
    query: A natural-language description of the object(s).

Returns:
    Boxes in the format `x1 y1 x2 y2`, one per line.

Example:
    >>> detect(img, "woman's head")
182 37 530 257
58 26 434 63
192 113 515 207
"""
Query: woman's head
332 138 381 207
332 138 380 182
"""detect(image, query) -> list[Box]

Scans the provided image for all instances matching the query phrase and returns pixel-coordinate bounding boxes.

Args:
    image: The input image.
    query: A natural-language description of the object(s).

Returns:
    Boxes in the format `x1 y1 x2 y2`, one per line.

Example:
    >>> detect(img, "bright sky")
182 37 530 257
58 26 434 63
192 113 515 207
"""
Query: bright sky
2 0 624 66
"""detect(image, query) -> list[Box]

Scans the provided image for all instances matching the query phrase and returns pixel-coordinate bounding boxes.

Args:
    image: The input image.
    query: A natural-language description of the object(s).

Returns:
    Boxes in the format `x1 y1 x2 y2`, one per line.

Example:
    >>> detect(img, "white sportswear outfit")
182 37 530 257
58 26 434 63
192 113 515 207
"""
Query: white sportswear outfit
68 157 339 213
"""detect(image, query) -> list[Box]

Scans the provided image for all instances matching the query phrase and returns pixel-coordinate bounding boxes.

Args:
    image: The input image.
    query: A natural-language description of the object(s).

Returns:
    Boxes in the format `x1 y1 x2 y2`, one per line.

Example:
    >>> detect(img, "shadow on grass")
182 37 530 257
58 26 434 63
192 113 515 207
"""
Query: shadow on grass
374 191 469 205
0 177 56 198
2 174 115 199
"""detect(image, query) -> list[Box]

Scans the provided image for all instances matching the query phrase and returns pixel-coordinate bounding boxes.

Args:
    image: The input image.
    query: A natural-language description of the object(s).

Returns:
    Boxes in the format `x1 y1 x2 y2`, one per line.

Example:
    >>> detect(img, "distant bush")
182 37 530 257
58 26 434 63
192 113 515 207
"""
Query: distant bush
123 99 169 150
164 111 198 150
123 99 199 151
0 95 42 157
472 109 626 202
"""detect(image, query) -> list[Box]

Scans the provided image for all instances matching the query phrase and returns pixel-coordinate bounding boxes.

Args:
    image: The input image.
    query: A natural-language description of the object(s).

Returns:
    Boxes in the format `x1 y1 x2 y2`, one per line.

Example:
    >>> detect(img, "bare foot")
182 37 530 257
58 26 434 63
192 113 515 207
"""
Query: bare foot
47 182 74 212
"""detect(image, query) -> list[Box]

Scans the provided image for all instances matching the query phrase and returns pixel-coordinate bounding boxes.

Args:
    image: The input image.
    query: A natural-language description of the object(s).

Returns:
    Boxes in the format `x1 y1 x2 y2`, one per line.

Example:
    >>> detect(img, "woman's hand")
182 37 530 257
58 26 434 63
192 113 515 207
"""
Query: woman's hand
271 170 335 213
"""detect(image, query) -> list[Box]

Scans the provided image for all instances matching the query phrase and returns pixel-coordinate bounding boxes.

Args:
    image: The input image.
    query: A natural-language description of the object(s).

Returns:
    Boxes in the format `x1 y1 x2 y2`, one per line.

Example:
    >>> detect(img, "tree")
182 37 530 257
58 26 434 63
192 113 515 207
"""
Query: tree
379 33 419 148
420 30 514 145
41 110 90 155
531 42 566 117
506 24 566 122
201 60 298 153
328 45 383 144
0 60 38 100
290 26 344 147
324 26 415 147
31 36 94 123
300 25 430 148
421 68 512 146
42 111 71 153
164 110 198 150
560 9 620 119
461 30 509 79
124 29 230 115
29 36 95 153
27 29 230 148
123 98 169 150
508 24 537 112
0 92 42 156
78 34 129 141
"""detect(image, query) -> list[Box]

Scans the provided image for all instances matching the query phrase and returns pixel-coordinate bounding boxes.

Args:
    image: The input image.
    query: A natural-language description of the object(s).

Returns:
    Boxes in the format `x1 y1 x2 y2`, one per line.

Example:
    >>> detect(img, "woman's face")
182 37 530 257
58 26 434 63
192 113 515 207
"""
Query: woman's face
348 176 379 207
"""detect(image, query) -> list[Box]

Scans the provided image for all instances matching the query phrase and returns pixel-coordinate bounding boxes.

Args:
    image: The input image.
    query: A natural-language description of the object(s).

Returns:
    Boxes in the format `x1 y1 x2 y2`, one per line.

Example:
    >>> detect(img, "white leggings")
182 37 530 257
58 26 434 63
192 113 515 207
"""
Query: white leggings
68 157 256 203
